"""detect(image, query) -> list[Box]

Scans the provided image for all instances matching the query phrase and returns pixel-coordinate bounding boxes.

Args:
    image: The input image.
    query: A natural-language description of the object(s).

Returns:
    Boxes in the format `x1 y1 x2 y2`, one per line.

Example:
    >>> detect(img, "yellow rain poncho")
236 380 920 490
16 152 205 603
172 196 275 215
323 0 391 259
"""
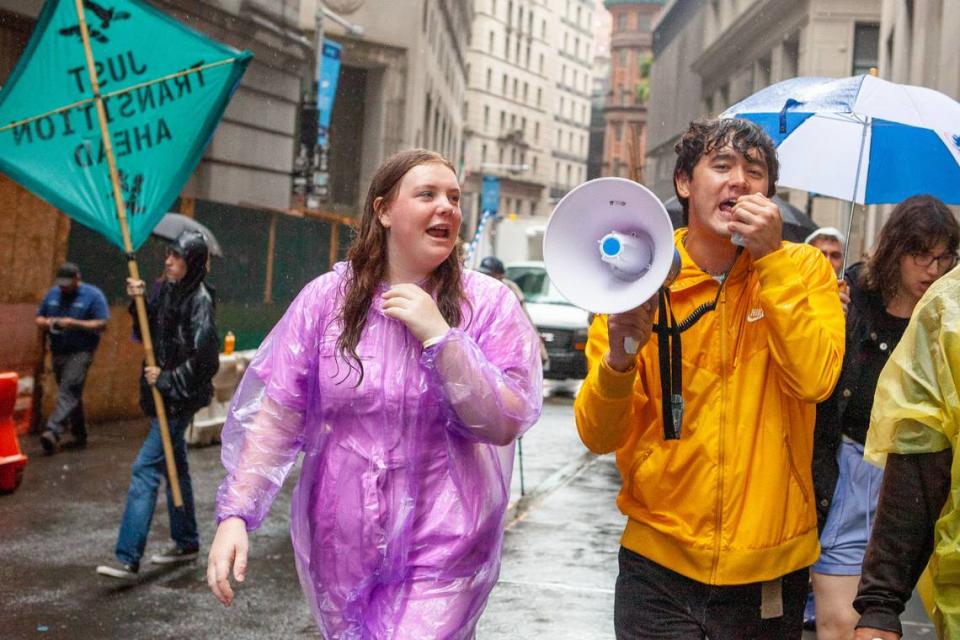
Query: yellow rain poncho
865 266 960 638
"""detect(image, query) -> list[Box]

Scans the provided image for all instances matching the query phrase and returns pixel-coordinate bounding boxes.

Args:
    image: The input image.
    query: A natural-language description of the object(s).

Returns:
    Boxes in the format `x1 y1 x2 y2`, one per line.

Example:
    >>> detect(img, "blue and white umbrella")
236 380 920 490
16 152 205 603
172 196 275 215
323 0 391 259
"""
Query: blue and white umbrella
721 74 960 206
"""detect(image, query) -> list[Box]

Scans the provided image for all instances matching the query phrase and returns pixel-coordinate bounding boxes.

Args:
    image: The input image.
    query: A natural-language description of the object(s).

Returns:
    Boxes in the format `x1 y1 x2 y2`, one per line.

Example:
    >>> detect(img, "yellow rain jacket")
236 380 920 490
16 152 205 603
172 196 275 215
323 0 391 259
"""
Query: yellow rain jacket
575 229 845 585
864 266 960 638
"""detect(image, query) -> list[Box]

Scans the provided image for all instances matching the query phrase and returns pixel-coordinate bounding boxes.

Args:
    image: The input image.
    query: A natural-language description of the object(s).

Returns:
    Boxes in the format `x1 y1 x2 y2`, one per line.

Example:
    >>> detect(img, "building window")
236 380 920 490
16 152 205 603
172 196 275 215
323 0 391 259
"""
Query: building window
613 121 623 141
486 68 492 90
617 12 627 31
852 23 880 75
534 122 540 141
537 87 542 107
482 143 488 163
489 31 494 52
484 105 490 129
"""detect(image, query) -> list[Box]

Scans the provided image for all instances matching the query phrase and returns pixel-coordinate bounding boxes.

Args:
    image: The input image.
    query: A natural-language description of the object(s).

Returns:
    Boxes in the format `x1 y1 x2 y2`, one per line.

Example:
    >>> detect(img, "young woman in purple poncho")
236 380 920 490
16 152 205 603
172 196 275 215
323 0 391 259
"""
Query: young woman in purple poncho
206 149 543 638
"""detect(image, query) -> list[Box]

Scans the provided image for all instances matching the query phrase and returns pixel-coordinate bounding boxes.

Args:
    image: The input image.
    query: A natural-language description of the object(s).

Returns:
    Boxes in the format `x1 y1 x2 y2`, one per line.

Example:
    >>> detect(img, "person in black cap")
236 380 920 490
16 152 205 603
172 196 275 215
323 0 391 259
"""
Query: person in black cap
35 262 109 453
96 230 220 580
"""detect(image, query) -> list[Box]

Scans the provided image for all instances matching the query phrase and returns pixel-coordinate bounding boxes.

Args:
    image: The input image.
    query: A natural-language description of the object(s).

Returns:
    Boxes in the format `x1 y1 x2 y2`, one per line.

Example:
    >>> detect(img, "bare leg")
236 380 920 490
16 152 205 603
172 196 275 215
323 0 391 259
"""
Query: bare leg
811 572 861 640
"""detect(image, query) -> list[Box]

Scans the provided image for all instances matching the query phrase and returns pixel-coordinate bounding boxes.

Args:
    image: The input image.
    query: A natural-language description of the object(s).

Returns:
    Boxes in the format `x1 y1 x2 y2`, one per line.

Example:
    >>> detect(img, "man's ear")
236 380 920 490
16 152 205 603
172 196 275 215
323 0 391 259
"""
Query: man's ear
374 197 391 228
675 172 691 199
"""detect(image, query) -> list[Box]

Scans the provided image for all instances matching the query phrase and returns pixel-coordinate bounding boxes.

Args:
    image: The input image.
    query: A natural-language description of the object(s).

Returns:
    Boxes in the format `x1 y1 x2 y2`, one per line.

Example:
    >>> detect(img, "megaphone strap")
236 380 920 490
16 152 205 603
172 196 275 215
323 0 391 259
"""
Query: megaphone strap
652 248 743 440
656 288 684 440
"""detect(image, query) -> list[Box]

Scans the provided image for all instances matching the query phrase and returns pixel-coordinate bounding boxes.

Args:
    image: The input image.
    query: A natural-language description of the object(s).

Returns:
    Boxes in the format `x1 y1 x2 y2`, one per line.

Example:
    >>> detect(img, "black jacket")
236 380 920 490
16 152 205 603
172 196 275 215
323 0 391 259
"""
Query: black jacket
132 231 220 418
812 262 910 531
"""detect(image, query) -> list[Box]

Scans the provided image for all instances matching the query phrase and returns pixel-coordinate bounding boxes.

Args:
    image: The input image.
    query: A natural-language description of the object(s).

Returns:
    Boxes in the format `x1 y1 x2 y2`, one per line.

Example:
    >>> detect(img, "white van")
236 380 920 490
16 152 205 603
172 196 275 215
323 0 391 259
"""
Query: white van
505 261 590 380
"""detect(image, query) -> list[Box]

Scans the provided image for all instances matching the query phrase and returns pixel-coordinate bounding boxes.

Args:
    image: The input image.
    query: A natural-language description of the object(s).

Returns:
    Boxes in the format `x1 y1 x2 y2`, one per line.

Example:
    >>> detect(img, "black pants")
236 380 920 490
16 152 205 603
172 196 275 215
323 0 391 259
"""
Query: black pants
46 350 94 442
614 547 808 640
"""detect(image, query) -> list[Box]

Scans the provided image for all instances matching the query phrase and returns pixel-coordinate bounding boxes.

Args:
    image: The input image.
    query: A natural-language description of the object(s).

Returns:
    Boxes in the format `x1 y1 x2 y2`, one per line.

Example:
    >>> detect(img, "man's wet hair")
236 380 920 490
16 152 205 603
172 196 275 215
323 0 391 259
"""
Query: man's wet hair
673 118 779 223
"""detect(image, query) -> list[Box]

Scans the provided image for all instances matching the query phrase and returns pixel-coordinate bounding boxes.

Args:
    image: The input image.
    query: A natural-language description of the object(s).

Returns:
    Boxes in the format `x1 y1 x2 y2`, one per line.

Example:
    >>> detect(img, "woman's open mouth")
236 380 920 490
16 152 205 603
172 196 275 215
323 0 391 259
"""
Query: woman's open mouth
426 225 450 239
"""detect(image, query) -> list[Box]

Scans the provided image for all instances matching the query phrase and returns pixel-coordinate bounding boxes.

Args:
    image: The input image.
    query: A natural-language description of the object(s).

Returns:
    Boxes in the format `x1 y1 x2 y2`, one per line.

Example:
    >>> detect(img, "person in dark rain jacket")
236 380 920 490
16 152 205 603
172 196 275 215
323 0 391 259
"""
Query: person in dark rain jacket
96 230 220 580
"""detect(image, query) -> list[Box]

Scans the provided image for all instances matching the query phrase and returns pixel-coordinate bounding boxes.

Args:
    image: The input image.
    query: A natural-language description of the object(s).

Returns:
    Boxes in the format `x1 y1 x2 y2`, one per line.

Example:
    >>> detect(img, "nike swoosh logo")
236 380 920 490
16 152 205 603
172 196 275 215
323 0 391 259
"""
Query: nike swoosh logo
746 308 765 323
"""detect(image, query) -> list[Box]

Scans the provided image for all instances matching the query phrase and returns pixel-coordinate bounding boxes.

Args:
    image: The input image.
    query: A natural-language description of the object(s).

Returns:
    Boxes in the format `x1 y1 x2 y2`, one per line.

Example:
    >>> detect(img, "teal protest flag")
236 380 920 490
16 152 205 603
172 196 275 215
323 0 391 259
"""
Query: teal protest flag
0 0 251 508
0 0 251 250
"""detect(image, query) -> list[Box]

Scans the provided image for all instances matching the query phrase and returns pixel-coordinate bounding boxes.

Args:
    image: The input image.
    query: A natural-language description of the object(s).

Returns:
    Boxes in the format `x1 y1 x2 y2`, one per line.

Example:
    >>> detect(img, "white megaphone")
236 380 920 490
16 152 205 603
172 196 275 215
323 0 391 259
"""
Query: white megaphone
543 177 681 353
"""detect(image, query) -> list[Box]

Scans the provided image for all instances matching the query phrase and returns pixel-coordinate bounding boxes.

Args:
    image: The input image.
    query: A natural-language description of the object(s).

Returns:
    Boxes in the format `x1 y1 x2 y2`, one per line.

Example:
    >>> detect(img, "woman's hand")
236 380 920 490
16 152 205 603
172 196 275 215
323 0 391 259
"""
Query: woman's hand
207 517 249 607
382 283 451 343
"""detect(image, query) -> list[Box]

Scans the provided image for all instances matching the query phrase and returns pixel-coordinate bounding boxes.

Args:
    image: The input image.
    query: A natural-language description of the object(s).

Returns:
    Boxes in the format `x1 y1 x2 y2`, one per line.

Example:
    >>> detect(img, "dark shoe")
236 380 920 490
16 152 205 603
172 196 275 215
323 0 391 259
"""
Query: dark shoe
39 431 59 455
96 561 139 580
150 545 199 565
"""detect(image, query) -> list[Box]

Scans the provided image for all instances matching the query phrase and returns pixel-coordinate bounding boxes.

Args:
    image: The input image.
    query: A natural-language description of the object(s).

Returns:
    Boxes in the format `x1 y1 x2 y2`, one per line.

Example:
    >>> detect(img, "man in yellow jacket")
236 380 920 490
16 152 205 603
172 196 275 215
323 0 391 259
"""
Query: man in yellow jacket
574 117 845 639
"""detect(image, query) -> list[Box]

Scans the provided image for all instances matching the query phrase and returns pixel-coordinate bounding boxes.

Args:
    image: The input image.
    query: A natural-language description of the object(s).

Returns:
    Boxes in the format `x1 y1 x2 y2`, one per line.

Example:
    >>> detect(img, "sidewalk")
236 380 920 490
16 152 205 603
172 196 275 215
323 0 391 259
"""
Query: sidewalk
482 454 623 639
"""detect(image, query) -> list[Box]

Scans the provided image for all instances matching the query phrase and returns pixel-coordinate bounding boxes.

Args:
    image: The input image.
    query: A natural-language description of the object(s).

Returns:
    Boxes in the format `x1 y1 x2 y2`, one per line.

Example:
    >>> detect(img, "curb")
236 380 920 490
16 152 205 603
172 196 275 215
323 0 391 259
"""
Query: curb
505 449 598 527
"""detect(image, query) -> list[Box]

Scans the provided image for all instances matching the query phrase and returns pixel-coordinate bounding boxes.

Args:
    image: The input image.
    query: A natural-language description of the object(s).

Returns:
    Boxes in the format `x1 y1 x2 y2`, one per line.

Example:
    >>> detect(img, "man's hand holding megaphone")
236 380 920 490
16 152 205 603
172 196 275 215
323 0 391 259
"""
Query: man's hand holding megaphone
727 192 783 260
605 295 659 373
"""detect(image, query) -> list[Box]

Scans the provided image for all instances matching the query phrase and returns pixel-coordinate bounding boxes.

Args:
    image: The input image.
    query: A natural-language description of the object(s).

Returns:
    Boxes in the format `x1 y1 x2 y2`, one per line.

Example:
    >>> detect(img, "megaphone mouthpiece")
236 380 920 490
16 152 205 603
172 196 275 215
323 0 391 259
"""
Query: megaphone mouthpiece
599 231 654 280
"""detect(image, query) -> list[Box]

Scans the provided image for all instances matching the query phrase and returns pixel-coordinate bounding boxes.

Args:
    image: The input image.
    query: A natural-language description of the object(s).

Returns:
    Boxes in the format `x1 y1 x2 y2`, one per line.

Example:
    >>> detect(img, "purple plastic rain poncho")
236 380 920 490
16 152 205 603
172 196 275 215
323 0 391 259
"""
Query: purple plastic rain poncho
215 263 543 639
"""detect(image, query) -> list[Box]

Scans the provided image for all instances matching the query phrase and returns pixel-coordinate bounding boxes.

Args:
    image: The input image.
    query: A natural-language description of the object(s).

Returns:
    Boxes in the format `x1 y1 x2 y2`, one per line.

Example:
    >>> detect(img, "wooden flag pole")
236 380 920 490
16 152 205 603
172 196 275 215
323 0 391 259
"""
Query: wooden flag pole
73 0 183 507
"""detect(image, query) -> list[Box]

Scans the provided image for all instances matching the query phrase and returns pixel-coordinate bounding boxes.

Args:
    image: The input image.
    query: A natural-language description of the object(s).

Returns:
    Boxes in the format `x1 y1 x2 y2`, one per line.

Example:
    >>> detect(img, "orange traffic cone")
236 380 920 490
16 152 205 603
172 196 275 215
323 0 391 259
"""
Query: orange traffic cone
0 372 27 494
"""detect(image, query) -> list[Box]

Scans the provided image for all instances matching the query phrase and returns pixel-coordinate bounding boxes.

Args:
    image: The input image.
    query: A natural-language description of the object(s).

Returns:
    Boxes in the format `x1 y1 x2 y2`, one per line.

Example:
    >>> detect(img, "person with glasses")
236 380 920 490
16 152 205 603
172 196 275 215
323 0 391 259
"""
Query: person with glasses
852 248 960 639
810 194 959 640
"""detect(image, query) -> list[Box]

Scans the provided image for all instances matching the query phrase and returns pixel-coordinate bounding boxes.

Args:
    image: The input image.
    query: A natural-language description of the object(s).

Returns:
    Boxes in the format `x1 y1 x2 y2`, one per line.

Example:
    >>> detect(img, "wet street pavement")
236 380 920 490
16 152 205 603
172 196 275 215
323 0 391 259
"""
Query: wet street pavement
1 384 935 638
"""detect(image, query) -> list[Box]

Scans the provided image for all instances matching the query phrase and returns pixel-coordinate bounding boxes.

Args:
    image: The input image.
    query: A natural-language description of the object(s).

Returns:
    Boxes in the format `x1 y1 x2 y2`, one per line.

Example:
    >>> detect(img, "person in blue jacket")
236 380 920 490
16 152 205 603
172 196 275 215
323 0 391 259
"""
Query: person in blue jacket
35 262 109 453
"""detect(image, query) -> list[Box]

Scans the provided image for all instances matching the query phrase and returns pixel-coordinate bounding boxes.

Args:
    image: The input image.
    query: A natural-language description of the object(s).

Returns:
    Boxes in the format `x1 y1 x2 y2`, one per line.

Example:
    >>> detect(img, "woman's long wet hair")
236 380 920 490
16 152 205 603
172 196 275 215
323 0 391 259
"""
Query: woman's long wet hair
861 194 959 303
335 149 466 384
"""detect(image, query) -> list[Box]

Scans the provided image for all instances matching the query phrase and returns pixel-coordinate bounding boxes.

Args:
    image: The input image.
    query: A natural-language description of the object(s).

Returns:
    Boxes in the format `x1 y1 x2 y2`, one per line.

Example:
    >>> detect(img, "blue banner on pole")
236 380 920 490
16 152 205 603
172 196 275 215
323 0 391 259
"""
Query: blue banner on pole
317 40 341 147
481 175 500 214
